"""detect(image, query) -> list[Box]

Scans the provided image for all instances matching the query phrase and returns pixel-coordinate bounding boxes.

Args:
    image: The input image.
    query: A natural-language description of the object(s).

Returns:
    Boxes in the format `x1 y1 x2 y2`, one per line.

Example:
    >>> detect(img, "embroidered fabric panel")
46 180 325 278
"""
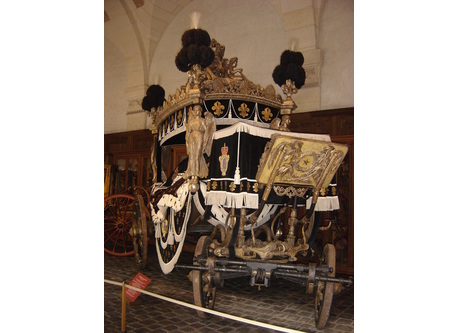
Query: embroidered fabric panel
205 123 340 210
209 131 269 181
203 99 281 124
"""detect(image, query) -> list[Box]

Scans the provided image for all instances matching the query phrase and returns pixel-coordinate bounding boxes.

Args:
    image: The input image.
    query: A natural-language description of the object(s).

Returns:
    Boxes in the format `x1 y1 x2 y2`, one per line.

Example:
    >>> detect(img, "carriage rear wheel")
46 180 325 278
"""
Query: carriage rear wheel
104 194 136 256
132 194 149 269
314 243 336 328
192 236 217 318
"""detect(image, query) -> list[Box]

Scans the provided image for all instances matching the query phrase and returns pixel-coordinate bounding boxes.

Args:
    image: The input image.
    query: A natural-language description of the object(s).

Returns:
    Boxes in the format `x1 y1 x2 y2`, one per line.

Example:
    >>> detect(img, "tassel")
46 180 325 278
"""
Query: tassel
234 167 241 185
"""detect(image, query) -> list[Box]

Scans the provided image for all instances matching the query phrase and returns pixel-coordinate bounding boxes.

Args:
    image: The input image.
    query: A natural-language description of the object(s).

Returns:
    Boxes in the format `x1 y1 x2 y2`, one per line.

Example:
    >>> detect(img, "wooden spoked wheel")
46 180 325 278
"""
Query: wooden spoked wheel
192 236 216 319
314 243 336 328
133 186 151 208
132 194 149 269
104 194 136 256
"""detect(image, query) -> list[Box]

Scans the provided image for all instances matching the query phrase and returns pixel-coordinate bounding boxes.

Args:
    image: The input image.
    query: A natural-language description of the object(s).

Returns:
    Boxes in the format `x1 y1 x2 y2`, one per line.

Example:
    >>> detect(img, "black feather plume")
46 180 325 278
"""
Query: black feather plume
141 84 165 111
175 28 215 72
272 50 306 89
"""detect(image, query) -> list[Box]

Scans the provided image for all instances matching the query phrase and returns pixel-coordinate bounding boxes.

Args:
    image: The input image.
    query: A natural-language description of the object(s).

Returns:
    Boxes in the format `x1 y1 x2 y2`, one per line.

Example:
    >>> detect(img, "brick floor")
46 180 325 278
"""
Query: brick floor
104 247 354 333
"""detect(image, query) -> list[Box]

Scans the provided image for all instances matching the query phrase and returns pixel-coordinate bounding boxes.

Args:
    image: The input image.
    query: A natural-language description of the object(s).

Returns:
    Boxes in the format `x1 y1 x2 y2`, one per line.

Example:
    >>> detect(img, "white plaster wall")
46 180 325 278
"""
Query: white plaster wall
104 0 354 134
319 0 354 110
148 0 286 98
104 38 128 133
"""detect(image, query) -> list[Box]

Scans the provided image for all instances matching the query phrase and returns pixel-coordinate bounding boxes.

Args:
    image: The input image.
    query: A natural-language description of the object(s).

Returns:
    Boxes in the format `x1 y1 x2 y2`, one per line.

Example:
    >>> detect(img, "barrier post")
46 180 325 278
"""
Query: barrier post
121 281 127 332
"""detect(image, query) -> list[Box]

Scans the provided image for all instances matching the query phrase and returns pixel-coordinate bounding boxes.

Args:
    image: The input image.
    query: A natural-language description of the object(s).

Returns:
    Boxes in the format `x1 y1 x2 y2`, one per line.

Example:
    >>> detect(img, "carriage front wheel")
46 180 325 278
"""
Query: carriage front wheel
132 194 149 269
192 236 217 318
314 243 336 328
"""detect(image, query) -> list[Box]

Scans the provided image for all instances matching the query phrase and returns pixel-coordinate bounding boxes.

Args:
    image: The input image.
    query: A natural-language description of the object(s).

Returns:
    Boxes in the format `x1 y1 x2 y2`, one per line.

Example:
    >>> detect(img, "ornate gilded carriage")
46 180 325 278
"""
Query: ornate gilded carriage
129 28 352 329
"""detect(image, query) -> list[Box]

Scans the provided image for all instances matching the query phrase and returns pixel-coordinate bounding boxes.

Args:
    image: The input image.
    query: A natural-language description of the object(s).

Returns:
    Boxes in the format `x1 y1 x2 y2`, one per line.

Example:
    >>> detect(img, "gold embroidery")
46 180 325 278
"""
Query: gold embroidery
207 181 211 191
238 103 249 118
240 182 243 191
247 182 251 191
230 182 236 192
212 181 218 190
261 107 273 122
253 183 259 193
212 101 225 116
218 143 230 176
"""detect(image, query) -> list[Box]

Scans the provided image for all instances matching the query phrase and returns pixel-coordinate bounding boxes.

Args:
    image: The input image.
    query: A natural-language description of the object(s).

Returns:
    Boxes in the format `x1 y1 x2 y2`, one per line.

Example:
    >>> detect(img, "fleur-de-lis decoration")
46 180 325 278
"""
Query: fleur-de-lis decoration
281 79 298 101
212 181 218 190
212 101 225 116
320 187 328 196
169 115 174 130
261 107 273 122
253 182 259 193
229 182 236 192
238 103 250 118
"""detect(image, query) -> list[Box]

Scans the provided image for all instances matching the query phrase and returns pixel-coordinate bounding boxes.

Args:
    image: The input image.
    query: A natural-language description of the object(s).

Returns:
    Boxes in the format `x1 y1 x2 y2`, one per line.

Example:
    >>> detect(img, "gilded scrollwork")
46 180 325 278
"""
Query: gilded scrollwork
273 185 308 198
193 39 282 102
155 39 288 134
267 140 345 185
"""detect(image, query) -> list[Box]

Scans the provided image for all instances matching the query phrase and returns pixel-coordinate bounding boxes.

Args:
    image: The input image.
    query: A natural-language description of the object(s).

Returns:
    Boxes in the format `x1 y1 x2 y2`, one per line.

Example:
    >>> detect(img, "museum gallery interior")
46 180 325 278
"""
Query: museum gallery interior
104 1 354 332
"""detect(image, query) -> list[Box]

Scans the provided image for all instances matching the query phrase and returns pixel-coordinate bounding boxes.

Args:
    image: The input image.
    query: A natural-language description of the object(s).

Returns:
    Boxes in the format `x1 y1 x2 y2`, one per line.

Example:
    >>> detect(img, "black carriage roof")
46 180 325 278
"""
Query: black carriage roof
150 38 299 146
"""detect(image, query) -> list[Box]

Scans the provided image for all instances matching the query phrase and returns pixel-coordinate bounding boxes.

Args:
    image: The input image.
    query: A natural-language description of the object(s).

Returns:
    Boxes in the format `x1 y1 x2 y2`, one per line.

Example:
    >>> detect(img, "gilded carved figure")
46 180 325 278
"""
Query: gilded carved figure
184 105 215 179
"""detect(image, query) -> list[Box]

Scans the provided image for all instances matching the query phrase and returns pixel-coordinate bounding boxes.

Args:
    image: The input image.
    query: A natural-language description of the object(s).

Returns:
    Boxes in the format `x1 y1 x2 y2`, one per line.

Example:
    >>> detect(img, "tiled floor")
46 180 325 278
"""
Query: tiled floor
104 247 354 333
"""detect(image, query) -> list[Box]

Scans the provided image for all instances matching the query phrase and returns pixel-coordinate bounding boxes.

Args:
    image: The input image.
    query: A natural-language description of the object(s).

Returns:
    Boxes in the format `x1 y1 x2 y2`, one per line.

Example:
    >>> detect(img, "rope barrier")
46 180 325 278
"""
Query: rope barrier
104 278 308 333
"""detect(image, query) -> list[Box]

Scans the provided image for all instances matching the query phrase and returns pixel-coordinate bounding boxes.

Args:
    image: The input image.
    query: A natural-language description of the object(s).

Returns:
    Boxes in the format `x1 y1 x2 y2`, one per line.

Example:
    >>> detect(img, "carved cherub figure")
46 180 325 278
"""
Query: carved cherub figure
269 118 281 130
279 115 291 132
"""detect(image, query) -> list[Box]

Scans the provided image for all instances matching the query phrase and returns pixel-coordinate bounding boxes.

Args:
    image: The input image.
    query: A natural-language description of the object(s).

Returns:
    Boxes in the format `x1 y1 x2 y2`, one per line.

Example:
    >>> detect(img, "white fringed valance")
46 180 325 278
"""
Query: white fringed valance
212 122 331 142
306 196 340 211
205 191 260 209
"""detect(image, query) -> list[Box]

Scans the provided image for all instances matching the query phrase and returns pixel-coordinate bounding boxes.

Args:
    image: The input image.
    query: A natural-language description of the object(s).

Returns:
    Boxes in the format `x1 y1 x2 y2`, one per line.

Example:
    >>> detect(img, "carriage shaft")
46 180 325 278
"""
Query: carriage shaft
202 258 333 275
274 271 353 285
175 261 353 285
175 264 250 275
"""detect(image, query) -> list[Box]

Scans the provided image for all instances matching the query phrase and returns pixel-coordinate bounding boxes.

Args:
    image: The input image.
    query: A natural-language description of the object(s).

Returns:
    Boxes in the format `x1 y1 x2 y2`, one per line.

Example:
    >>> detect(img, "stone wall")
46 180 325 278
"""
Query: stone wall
104 0 354 134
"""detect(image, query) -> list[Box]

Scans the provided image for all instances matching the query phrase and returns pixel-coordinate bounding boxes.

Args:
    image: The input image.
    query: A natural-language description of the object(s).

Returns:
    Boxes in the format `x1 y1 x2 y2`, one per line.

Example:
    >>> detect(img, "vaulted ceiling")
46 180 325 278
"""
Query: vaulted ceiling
104 0 324 92
104 0 354 134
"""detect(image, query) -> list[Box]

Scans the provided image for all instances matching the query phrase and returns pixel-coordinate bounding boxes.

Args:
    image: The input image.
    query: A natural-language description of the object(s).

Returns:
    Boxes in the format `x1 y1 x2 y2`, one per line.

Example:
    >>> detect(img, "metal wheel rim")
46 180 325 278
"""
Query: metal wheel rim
133 194 149 269
314 243 336 328
192 236 216 319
